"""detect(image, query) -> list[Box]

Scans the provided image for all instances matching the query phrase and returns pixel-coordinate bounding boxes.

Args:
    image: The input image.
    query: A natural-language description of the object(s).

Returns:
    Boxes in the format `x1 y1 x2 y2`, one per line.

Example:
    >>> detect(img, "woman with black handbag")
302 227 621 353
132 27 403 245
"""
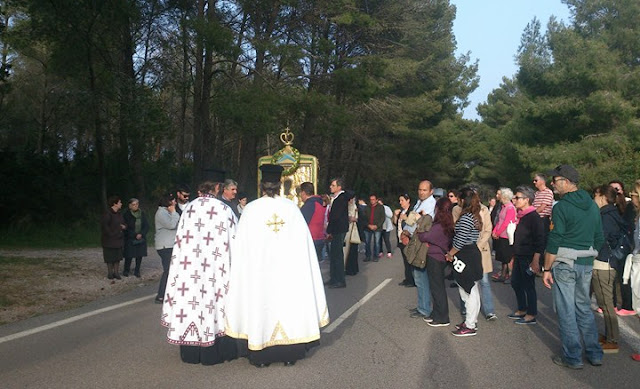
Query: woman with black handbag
445 188 484 337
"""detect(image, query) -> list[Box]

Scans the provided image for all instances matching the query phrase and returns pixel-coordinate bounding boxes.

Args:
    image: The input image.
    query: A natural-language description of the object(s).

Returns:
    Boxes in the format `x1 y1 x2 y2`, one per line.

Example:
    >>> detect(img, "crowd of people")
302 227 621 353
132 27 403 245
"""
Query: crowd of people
99 163 640 367
103 166 329 366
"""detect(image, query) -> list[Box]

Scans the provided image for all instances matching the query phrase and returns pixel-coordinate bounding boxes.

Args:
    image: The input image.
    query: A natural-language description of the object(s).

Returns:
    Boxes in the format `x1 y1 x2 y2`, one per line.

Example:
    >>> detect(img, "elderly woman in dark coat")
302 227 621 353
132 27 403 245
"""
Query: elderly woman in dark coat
509 186 544 325
122 198 149 277
102 195 126 280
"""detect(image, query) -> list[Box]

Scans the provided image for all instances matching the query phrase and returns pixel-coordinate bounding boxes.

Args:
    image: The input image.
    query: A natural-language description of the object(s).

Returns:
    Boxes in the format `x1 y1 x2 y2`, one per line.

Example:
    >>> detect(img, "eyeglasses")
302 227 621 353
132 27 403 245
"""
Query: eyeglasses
552 178 566 184
513 196 526 200
532 179 538 183
448 194 455 198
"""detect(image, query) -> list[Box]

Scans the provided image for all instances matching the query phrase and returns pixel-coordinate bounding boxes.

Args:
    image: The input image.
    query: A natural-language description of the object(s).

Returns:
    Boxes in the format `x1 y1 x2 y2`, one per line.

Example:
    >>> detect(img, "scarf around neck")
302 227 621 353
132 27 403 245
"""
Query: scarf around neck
516 206 536 224
130 209 142 233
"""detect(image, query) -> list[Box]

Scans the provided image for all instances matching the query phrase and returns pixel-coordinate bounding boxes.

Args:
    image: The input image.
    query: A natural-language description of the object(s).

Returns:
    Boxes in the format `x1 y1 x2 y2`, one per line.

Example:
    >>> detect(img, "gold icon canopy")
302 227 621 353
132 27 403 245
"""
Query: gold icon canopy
258 127 319 205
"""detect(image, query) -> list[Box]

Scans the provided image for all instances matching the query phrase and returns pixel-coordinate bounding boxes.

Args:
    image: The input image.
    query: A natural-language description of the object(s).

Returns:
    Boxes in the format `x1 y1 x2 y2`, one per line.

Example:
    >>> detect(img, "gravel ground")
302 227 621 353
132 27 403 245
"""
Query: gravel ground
0 248 163 325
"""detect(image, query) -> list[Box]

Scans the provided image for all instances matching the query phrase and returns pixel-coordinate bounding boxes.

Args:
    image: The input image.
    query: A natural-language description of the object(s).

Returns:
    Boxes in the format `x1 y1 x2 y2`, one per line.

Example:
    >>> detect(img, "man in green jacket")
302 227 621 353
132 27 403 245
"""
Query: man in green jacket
542 165 604 370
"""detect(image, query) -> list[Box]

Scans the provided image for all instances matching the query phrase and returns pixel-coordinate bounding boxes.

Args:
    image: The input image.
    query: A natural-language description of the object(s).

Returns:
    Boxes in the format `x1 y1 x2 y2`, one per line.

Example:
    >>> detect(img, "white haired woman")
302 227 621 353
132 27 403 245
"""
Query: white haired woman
492 188 516 283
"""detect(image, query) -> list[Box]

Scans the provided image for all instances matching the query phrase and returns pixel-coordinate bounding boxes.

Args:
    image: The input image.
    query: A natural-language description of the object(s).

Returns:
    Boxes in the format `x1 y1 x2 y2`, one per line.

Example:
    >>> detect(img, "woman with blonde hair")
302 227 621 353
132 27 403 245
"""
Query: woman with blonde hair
627 180 640 361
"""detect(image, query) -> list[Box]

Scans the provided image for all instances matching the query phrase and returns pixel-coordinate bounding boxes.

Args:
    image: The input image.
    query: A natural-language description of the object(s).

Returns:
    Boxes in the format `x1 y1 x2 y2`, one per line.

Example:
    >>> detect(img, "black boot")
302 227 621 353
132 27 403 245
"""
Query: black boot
134 257 141 278
107 263 114 279
123 257 132 277
113 262 121 280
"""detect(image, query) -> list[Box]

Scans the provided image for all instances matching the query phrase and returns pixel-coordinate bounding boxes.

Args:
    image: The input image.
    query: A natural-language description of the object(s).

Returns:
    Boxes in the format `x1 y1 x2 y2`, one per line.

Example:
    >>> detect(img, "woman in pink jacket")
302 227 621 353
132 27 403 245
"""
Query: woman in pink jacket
492 188 516 283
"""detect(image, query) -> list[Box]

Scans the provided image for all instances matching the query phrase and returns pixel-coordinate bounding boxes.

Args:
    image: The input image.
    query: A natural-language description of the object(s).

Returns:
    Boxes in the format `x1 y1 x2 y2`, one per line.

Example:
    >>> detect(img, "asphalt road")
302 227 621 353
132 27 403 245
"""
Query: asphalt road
1 250 639 389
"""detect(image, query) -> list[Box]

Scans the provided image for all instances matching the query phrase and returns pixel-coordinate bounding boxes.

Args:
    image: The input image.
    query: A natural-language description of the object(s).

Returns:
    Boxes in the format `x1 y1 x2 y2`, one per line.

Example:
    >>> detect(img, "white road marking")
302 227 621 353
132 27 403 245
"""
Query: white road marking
0 295 155 344
322 278 392 334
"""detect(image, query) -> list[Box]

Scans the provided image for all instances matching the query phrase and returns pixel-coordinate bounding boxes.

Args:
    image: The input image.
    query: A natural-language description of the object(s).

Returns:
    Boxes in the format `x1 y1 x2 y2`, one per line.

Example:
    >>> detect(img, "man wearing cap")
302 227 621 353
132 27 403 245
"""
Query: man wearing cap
542 164 604 369
225 164 329 367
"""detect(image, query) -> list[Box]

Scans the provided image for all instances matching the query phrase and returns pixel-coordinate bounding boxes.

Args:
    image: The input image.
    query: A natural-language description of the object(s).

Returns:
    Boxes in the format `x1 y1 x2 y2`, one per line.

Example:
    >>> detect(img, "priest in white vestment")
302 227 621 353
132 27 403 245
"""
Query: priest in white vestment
225 164 330 367
161 181 238 365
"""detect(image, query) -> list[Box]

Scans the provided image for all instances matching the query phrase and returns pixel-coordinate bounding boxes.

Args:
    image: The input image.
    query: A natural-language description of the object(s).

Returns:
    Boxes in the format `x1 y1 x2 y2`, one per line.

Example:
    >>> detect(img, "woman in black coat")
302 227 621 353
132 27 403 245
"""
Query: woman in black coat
102 196 125 279
122 198 150 277
509 186 544 325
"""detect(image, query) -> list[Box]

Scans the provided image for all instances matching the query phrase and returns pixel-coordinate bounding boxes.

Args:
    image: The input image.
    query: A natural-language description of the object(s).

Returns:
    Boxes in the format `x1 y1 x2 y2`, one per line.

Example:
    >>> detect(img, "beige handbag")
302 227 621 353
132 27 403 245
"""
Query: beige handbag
348 222 361 244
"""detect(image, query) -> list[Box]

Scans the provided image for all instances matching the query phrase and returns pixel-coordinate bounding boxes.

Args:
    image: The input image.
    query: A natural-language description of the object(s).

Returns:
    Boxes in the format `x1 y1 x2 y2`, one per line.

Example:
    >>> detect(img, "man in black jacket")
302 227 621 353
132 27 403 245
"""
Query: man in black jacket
325 177 355 288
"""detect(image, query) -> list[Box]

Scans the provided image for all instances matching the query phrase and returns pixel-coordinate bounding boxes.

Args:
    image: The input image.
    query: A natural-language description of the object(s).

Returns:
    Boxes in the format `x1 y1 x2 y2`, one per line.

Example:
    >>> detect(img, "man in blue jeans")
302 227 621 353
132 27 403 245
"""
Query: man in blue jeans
542 165 604 369
362 194 385 262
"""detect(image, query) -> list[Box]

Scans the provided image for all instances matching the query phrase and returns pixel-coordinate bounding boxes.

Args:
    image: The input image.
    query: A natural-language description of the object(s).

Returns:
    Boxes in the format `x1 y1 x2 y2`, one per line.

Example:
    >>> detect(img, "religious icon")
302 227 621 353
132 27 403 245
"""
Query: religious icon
258 127 319 207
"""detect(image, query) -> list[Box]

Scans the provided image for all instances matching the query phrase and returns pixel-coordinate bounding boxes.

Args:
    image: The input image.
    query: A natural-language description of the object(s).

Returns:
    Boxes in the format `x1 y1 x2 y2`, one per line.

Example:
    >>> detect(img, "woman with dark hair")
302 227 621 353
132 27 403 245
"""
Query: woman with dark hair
154 193 179 304
101 196 126 280
508 186 544 325
236 192 248 216
445 188 483 337
122 198 149 277
608 180 636 316
447 190 459 208
593 185 625 353
418 197 454 326
393 194 415 287
345 196 360 276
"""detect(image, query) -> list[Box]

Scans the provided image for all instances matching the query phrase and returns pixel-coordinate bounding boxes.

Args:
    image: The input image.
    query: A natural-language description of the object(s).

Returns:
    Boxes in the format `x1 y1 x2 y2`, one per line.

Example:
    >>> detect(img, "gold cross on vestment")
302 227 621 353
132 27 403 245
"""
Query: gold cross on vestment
266 214 285 233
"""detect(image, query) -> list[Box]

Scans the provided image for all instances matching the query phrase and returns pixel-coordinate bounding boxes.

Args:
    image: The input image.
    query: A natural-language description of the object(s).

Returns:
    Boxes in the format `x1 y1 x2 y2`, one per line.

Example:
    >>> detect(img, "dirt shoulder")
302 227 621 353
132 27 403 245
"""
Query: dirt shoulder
0 248 162 325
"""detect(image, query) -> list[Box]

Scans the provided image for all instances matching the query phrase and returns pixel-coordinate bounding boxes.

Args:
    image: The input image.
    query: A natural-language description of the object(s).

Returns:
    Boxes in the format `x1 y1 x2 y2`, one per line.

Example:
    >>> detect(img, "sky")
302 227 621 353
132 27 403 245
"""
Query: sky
451 0 572 120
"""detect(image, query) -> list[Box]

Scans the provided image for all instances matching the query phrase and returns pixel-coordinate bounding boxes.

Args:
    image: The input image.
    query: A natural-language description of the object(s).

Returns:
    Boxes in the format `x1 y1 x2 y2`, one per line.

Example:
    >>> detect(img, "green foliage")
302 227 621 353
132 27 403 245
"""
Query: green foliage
0 0 480 232
475 0 640 190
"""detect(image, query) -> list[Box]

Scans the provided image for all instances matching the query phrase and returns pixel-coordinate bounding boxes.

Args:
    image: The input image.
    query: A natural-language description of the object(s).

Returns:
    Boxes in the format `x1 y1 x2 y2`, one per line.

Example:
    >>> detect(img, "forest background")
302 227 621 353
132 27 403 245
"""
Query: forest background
1 0 639 247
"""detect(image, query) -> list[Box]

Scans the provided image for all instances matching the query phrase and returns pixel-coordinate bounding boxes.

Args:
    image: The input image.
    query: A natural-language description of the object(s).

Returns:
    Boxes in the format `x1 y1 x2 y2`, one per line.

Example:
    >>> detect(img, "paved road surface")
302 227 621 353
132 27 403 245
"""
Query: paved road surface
1 250 639 389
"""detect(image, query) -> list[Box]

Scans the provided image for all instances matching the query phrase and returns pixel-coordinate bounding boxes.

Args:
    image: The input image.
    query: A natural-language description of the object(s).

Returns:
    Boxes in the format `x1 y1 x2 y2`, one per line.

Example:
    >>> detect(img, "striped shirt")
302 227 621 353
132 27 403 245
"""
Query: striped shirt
533 188 554 218
453 213 480 250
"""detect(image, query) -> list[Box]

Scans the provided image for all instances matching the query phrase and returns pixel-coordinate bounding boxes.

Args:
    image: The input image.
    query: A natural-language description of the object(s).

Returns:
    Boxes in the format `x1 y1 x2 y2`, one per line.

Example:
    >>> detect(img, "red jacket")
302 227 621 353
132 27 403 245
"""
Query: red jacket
301 195 326 240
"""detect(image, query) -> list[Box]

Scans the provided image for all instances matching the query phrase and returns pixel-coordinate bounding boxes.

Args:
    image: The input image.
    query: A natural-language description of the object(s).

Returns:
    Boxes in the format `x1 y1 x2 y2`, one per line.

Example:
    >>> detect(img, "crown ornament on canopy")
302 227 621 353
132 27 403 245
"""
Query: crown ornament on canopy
280 127 295 146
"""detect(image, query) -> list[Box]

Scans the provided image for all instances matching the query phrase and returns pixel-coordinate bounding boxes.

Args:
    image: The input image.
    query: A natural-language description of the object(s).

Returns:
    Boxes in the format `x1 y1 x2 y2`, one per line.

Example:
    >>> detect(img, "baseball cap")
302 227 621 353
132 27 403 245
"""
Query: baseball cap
546 164 580 183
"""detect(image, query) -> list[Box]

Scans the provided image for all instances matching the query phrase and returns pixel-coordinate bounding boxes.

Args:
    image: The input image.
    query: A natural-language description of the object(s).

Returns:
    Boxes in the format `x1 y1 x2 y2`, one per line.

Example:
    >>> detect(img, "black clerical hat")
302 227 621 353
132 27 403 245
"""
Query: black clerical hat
260 164 283 183
202 168 226 182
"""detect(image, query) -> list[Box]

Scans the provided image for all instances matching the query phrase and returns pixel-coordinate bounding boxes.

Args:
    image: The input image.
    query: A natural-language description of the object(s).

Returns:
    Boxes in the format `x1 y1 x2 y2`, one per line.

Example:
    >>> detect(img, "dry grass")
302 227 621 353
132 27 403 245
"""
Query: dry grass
0 249 162 325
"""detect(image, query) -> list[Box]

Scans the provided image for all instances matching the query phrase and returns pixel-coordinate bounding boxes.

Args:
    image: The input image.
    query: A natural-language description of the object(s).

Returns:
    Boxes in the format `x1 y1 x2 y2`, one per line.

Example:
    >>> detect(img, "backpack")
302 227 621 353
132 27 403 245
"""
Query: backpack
607 222 634 271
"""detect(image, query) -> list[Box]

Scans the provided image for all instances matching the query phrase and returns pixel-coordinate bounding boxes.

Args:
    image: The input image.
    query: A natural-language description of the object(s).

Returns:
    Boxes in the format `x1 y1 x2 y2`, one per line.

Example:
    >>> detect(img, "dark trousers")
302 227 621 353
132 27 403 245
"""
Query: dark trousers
380 231 393 254
345 243 359 275
427 258 449 323
124 257 142 275
614 265 633 310
398 243 415 285
156 248 172 299
511 257 537 315
313 240 325 261
541 216 551 251
329 233 346 285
